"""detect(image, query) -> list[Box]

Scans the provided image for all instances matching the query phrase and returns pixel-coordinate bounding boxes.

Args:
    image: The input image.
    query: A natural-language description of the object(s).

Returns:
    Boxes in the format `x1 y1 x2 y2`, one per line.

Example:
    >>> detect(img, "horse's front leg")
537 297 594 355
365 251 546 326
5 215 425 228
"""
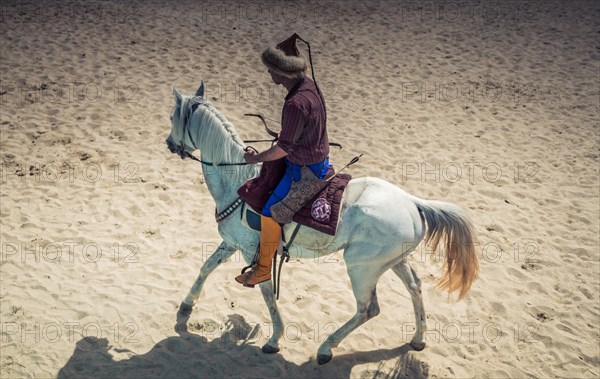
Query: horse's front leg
180 241 237 313
258 280 284 354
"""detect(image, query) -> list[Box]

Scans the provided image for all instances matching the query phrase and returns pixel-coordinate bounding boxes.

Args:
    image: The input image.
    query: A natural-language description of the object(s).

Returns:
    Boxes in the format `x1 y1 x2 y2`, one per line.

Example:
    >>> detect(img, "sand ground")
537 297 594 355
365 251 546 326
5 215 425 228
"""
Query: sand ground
1 0 599 378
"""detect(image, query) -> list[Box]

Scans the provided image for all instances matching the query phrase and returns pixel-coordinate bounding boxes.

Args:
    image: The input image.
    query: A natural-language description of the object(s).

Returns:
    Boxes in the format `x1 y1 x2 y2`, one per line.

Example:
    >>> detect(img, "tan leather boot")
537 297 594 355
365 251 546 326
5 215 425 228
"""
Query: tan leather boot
235 216 281 287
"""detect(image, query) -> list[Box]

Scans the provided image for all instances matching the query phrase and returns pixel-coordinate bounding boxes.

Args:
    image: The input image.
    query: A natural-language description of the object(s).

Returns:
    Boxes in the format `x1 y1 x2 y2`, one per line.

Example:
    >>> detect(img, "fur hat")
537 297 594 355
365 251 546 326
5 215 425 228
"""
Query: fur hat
261 33 307 79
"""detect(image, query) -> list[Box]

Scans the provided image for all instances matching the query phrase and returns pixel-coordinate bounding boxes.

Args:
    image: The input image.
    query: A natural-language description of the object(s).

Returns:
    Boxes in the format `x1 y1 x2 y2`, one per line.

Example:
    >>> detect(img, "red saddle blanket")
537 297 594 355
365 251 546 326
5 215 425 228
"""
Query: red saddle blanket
237 158 351 235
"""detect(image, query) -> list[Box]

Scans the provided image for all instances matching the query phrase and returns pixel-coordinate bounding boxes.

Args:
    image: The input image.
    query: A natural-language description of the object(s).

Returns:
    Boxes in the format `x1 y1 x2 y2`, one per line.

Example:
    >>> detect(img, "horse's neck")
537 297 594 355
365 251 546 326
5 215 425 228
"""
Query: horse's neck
190 106 259 211
203 165 256 211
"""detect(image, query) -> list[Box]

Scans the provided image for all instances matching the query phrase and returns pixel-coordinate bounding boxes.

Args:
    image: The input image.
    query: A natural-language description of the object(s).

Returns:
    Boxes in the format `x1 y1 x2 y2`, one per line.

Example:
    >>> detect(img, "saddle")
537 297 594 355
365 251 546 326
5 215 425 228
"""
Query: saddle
237 158 351 235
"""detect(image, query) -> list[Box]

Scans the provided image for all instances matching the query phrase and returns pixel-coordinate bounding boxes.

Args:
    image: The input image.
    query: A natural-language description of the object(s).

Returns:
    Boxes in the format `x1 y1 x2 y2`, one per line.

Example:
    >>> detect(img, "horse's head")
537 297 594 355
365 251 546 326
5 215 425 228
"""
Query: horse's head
165 81 250 175
166 82 206 157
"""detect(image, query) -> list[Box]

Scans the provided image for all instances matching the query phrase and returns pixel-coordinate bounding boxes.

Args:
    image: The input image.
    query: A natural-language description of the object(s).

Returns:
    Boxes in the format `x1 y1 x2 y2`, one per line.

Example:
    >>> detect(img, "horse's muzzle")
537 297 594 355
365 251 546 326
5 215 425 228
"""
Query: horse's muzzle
166 138 178 154
166 138 188 159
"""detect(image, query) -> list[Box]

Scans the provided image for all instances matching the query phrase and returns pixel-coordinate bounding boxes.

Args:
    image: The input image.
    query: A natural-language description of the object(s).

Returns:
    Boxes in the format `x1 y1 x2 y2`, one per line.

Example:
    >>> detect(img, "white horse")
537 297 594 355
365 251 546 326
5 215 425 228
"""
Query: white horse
166 82 479 365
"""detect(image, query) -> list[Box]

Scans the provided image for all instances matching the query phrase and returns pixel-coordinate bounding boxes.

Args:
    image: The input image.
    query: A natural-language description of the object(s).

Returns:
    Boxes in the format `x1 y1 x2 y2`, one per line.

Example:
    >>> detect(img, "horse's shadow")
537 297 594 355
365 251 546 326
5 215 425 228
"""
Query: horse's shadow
57 309 429 378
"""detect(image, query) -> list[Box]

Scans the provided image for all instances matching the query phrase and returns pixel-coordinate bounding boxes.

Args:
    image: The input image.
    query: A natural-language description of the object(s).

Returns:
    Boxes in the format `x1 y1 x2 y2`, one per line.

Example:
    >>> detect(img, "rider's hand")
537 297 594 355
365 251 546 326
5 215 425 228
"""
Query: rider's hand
244 150 259 164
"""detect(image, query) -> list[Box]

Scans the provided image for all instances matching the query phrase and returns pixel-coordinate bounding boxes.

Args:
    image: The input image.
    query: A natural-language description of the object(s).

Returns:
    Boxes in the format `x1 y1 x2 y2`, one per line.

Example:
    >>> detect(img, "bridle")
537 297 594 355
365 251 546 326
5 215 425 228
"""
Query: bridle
167 98 262 166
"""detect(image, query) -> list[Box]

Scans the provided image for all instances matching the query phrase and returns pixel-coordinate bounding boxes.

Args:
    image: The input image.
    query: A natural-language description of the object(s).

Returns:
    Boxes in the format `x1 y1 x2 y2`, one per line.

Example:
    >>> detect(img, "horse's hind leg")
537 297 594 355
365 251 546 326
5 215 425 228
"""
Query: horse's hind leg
317 261 381 365
180 242 237 313
392 259 426 350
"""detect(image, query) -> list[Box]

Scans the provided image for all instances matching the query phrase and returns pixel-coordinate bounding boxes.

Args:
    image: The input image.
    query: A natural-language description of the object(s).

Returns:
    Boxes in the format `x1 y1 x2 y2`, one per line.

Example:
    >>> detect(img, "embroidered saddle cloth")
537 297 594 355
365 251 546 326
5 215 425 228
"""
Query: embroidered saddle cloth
237 158 351 235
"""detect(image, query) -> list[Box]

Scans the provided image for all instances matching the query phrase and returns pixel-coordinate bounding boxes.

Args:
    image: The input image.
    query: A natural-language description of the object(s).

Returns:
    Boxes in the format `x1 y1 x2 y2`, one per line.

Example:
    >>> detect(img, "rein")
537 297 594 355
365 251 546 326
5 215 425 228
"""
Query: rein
174 99 343 166
180 151 250 167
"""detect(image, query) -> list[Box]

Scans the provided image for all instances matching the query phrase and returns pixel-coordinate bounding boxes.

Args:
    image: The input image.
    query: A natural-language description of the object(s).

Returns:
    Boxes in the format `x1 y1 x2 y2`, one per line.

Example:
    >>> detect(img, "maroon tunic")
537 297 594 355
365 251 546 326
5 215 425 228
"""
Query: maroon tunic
277 78 329 165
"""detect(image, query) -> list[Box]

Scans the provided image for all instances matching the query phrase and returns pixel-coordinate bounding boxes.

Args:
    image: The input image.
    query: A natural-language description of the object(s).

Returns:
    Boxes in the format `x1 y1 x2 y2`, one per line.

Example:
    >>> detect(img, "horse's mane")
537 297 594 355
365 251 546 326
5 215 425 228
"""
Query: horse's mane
183 96 259 181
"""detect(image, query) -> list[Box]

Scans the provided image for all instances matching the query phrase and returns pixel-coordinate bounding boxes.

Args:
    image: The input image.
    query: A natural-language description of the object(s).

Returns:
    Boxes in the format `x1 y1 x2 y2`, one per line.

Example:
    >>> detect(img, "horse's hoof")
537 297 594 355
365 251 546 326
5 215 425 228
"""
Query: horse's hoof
261 344 280 354
317 353 333 365
410 341 426 351
178 302 193 316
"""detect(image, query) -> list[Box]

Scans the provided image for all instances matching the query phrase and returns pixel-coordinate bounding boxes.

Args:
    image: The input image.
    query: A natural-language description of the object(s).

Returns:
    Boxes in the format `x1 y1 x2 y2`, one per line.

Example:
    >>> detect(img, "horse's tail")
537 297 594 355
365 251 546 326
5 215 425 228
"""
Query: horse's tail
411 197 479 300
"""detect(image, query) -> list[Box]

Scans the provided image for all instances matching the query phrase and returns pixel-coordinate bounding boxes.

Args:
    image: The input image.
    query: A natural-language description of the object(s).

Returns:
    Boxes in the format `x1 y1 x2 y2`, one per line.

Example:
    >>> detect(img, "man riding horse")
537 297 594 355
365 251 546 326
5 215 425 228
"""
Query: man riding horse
235 34 331 287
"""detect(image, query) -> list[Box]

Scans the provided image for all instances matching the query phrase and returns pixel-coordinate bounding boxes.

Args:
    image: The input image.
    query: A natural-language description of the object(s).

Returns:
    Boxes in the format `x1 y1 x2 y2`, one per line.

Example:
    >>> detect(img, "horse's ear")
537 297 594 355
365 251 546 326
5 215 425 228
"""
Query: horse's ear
173 86 182 103
195 81 205 98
